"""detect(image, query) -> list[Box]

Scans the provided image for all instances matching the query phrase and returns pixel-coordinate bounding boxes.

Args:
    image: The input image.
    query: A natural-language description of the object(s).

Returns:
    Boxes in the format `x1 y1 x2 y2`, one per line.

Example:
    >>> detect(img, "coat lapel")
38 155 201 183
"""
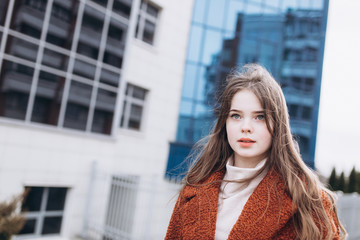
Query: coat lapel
181 171 224 240
228 169 297 239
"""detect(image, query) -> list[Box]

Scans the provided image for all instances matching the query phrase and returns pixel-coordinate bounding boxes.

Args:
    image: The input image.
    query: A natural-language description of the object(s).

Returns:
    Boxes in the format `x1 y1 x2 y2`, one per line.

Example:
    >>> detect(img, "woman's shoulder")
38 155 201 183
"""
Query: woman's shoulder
180 170 225 199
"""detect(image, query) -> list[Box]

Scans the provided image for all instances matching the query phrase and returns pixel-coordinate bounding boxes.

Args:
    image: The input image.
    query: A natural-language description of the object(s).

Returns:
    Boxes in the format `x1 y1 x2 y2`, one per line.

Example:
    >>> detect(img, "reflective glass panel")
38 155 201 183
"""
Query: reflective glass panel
18 219 37 235
22 187 43 212
42 216 62 234
63 81 92 131
0 60 34 120
31 71 64 125
146 2 158 17
104 18 126 70
192 0 207 24
5 36 39 62
0 1 8 26
132 85 146 100
128 104 143 130
46 187 67 211
186 25 203 63
42 48 69 71
46 0 78 49
103 50 123 68
174 0 327 166
73 59 96 80
91 88 116 134
112 0 132 19
91 0 108 7
181 63 197 99
206 0 225 29
9 0 47 39
100 68 120 87
143 20 155 44
77 5 104 59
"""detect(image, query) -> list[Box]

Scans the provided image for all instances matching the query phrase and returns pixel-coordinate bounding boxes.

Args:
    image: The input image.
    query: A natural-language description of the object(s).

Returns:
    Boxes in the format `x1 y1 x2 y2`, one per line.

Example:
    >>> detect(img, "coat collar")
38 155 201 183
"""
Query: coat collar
181 168 297 239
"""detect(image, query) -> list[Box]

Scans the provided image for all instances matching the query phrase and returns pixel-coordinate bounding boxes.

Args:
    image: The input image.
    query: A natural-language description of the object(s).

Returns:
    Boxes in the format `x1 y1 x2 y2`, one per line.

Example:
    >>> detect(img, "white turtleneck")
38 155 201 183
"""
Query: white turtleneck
214 158 268 240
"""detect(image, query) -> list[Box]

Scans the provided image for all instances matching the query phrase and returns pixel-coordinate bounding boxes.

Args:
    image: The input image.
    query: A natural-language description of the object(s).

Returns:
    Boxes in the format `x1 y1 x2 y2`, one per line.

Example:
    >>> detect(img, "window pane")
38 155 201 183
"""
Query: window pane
22 187 44 212
146 2 158 18
42 216 62 234
108 21 125 44
63 81 92 131
42 48 69 71
77 42 99 60
9 0 46 39
192 0 207 24
104 18 126 70
0 60 34 120
201 29 223 65
225 1 245 32
77 6 104 59
132 87 146 100
207 0 225 28
143 20 155 44
46 0 78 50
112 0 131 19
100 68 120 87
128 104 143 130
91 89 116 134
302 106 312 120
5 36 39 62
18 219 37 235
46 188 67 211
0 1 8 26
182 63 197 99
31 71 64 125
103 51 123 68
91 0 108 7
186 25 203 62
73 59 96 80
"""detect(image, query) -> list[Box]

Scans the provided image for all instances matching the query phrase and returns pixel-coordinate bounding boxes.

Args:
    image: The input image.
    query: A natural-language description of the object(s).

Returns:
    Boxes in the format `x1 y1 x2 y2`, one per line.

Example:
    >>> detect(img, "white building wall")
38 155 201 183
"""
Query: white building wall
0 0 194 239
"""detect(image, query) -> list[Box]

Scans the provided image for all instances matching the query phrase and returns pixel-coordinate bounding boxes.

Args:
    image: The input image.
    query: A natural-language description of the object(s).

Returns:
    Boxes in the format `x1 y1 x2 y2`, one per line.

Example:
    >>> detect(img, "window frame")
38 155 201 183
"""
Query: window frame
19 186 68 237
135 0 160 45
120 83 148 131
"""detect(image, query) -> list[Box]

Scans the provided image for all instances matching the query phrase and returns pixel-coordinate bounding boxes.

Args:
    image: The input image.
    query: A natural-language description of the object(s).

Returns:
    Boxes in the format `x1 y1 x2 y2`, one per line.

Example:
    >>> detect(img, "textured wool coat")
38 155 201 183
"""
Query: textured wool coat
165 168 340 240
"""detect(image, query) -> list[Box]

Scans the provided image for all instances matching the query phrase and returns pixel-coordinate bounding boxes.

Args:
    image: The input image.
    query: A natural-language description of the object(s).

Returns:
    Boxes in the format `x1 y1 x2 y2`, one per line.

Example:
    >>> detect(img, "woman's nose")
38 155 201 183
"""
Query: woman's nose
241 119 253 133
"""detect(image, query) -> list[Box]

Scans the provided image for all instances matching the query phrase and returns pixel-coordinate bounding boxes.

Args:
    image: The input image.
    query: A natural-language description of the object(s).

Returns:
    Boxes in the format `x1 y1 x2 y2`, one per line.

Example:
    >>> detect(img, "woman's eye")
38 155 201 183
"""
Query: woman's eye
256 115 265 120
231 114 241 119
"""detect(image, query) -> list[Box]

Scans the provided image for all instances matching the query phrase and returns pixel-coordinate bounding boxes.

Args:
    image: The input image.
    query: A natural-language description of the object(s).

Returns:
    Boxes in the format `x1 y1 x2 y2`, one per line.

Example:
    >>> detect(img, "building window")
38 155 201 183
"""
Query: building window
120 84 147 130
0 0 130 136
135 0 160 45
19 187 68 236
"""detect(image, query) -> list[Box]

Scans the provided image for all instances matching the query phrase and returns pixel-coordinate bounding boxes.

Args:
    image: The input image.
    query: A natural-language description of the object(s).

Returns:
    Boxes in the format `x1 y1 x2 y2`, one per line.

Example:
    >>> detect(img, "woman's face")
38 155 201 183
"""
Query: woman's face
225 89 272 168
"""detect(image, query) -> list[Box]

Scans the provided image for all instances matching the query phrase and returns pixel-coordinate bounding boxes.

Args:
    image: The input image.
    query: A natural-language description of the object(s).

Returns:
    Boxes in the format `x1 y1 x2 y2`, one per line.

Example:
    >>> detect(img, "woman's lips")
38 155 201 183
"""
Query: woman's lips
238 138 255 147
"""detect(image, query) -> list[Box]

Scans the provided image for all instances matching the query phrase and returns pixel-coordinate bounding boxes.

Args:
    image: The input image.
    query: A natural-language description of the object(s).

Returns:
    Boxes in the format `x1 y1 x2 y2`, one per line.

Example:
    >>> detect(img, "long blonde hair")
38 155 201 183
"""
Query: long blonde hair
183 63 346 239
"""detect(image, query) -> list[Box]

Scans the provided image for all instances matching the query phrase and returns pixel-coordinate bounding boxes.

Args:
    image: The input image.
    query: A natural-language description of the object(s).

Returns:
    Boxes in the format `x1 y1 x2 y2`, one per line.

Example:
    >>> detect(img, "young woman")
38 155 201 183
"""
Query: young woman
166 64 346 239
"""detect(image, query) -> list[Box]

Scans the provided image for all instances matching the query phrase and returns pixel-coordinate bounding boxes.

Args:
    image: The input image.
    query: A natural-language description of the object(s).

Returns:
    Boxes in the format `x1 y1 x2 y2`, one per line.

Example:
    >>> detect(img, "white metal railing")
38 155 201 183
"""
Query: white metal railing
82 166 181 240
336 192 360 240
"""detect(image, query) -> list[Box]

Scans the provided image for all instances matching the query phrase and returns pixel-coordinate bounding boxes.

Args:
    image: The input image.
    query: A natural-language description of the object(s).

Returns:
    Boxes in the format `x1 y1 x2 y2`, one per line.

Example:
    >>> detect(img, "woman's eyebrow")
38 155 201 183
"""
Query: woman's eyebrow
229 109 242 112
229 109 264 113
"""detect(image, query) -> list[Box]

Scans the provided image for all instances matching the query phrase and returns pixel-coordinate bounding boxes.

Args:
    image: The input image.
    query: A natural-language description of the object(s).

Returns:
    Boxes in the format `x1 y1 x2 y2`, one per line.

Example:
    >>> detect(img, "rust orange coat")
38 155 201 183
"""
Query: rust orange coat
165 168 340 240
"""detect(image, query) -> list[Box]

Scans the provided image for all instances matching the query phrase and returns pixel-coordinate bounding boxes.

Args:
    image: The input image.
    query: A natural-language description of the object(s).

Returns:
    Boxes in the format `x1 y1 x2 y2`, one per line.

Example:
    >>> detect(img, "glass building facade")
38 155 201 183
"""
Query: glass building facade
166 0 329 179
0 0 132 135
